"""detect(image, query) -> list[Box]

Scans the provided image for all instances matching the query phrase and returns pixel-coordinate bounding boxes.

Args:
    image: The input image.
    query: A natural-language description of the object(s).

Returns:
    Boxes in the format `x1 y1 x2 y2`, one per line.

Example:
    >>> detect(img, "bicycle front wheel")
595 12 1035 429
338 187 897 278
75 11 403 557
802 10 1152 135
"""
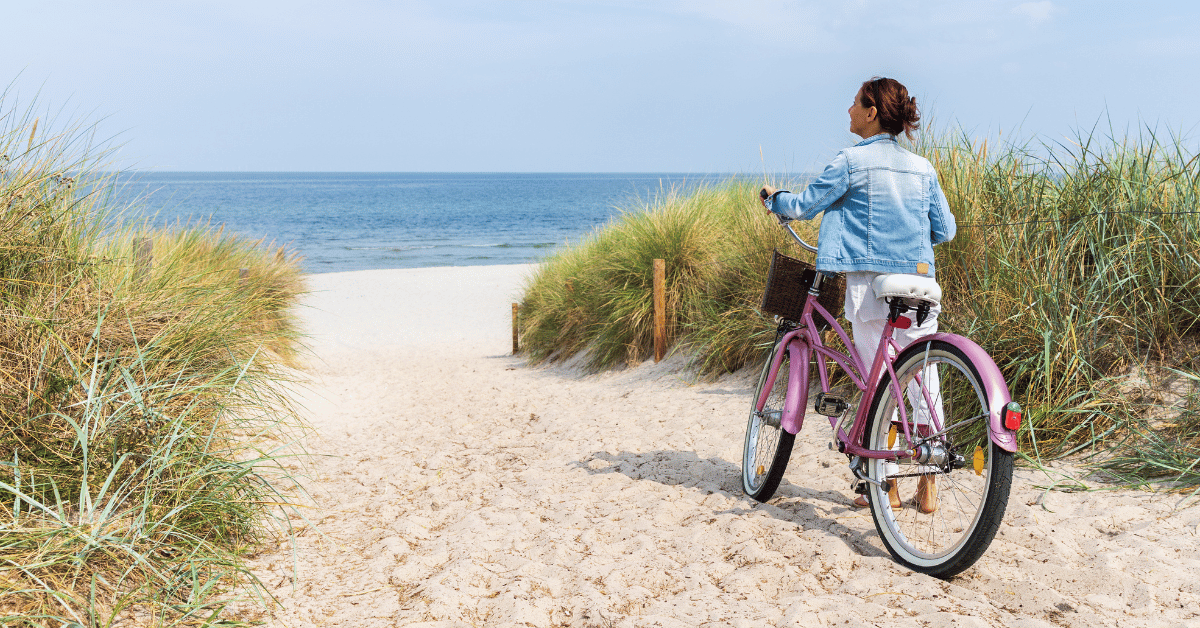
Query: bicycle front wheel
742 345 795 502
862 339 1013 578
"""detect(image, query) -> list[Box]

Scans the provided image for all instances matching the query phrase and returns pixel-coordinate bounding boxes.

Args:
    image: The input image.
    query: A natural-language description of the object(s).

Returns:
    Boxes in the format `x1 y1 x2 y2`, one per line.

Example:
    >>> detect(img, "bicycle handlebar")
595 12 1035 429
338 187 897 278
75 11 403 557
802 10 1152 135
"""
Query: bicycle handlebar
762 188 818 253
777 214 818 254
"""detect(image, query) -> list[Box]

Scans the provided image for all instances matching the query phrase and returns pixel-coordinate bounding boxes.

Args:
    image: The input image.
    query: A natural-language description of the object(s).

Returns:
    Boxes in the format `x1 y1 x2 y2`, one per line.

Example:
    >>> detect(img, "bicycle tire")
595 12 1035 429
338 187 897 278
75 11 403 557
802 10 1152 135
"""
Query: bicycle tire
742 345 796 502
862 339 1013 578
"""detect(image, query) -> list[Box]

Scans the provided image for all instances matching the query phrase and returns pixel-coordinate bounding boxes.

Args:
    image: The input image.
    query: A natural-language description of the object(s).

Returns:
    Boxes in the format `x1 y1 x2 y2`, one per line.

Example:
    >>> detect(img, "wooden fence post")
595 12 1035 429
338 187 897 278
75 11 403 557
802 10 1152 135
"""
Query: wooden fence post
512 303 520 355
653 258 665 363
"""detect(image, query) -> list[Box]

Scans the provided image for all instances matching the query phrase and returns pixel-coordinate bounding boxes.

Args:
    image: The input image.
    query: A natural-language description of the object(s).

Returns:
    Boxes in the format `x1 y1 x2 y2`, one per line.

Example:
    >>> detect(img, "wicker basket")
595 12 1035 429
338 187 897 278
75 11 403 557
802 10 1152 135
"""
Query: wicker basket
760 249 846 328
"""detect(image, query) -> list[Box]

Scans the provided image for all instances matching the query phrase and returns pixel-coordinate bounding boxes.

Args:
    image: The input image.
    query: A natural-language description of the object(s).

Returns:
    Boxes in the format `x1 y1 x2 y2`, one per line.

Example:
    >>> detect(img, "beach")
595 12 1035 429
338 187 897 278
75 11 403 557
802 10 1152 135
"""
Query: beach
247 264 1200 627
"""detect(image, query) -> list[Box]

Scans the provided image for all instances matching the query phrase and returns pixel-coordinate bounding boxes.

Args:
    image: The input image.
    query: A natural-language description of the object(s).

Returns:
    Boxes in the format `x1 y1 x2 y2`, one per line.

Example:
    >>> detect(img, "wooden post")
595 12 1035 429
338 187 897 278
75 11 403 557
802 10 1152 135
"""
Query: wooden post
512 303 520 355
653 258 665 363
134 237 153 278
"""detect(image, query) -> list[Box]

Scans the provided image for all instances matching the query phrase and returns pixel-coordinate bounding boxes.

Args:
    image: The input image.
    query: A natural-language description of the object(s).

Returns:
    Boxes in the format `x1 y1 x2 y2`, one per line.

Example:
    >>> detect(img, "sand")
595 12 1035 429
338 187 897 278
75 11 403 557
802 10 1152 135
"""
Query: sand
246 264 1200 627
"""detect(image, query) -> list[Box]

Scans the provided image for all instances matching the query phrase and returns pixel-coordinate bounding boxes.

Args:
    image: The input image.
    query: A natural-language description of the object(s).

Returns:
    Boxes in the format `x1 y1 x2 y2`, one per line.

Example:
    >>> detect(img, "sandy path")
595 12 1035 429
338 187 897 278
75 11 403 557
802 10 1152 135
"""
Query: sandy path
247 265 1200 627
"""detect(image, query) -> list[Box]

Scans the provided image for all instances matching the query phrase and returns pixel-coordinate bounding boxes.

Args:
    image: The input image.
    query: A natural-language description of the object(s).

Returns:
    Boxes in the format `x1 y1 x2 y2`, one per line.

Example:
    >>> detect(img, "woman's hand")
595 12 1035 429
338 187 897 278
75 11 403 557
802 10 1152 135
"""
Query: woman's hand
759 184 777 208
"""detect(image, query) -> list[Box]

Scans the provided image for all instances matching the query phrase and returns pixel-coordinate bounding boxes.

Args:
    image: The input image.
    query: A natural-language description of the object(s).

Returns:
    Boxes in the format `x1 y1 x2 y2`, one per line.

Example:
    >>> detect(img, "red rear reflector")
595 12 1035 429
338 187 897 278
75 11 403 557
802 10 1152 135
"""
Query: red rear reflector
891 316 911 329
1003 402 1022 430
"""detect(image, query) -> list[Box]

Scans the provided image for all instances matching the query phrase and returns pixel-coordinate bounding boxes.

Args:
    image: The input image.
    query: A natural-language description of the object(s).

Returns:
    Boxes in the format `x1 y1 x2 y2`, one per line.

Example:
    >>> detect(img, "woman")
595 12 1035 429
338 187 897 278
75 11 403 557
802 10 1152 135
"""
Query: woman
759 77 956 513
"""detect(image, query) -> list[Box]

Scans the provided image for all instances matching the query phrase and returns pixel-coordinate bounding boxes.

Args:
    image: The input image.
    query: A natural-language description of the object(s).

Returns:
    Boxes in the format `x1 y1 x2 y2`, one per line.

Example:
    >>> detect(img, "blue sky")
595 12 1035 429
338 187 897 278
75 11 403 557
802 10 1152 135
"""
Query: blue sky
2 1 1196 172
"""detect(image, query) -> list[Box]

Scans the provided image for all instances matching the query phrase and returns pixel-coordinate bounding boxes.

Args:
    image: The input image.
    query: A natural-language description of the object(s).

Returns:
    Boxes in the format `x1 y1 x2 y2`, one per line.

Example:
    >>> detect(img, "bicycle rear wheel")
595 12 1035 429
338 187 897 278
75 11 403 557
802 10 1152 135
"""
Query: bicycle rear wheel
742 345 795 502
862 339 1013 578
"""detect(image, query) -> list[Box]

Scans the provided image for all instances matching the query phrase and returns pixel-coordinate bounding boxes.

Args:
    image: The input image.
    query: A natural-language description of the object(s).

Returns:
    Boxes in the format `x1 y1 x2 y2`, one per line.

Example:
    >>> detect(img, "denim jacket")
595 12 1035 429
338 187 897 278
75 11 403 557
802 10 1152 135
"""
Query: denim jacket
765 133 955 277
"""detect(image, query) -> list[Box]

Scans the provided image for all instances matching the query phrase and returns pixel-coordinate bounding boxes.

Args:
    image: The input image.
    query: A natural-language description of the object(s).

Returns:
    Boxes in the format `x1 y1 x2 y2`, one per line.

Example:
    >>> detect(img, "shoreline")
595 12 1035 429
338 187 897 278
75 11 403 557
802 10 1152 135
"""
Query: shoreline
303 261 540 276
303 261 547 277
300 264 537 354
127 172 739 275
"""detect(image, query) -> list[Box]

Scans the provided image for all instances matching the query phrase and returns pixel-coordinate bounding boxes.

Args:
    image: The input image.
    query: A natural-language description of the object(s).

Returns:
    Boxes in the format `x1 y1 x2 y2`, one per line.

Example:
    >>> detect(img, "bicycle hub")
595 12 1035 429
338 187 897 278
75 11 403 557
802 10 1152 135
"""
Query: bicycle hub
910 442 949 467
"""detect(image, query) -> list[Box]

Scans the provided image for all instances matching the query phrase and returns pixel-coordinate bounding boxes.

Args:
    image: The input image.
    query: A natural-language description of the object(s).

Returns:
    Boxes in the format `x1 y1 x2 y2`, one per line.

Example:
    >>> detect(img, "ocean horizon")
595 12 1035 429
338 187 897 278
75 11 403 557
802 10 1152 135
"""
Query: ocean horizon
117 172 740 274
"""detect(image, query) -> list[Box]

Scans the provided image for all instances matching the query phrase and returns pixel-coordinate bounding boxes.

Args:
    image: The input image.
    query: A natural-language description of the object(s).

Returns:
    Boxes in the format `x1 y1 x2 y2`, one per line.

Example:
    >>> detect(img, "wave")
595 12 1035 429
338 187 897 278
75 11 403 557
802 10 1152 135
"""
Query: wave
344 245 436 252
342 242 556 252
462 242 558 249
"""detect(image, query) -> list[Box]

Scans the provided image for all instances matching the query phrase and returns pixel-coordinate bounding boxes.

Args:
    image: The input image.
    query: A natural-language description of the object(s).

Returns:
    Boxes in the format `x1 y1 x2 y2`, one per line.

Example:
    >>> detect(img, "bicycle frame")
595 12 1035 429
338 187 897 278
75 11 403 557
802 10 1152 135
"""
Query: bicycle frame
743 217 1019 576
754 229 1018 457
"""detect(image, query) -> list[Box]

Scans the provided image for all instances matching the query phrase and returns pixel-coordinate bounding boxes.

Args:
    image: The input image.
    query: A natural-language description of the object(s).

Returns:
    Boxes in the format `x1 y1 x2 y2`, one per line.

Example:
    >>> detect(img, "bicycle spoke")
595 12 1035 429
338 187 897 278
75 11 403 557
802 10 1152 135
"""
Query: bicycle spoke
917 412 988 443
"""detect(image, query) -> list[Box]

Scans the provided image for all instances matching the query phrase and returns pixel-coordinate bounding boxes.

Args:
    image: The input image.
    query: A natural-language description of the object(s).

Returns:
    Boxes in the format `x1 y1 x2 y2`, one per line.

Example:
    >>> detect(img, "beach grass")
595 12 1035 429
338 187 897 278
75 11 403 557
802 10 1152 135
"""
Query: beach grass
0 99 306 624
918 124 1200 478
519 123 1200 491
519 179 821 372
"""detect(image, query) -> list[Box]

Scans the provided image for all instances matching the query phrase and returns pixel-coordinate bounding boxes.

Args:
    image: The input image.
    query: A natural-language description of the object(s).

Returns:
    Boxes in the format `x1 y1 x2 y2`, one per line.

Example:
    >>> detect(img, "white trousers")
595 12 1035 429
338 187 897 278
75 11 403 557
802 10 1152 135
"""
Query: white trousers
844 272 942 429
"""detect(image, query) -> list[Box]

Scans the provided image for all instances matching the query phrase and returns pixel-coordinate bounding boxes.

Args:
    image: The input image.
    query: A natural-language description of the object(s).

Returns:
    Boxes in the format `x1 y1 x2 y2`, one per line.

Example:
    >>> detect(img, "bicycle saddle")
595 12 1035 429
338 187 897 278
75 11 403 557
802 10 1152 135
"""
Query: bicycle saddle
872 273 942 307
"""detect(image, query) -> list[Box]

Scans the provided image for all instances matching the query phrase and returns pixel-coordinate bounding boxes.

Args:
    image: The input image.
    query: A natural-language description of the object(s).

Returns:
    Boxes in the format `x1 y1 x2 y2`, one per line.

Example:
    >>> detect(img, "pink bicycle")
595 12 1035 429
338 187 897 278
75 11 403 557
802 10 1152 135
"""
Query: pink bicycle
742 217 1022 577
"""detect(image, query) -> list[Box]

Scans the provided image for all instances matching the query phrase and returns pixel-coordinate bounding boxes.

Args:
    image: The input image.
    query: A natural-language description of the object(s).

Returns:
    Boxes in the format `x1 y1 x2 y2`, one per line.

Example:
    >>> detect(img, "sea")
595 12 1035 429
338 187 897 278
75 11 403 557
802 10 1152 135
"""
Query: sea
116 172 733 274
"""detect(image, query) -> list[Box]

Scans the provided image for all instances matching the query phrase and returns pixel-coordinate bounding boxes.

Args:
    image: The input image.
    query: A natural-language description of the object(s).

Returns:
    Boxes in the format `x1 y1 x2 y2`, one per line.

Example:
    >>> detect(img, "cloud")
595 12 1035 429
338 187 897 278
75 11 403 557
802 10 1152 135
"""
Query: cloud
1012 1 1060 26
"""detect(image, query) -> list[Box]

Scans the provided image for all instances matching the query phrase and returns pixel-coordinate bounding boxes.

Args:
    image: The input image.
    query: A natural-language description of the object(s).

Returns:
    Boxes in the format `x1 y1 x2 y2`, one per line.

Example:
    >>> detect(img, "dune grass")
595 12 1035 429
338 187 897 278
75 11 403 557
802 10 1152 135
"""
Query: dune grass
519 123 1200 491
918 125 1200 479
519 180 824 373
0 100 307 623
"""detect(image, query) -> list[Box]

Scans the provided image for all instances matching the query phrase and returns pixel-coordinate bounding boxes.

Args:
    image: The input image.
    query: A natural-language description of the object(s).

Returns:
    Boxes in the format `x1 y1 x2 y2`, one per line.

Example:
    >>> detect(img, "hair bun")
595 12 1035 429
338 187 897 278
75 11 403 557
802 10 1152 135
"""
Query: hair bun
905 96 921 127
860 77 921 139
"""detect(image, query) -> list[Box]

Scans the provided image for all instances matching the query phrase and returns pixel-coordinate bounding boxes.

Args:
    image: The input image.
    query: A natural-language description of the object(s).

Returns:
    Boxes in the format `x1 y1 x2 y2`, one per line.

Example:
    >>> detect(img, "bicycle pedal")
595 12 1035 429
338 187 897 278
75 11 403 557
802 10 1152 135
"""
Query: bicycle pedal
853 481 868 495
814 392 849 417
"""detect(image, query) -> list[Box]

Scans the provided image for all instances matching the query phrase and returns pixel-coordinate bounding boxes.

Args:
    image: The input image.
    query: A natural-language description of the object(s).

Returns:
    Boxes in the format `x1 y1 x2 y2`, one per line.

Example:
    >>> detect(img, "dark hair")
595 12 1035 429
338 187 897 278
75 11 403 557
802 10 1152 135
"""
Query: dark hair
858 77 920 140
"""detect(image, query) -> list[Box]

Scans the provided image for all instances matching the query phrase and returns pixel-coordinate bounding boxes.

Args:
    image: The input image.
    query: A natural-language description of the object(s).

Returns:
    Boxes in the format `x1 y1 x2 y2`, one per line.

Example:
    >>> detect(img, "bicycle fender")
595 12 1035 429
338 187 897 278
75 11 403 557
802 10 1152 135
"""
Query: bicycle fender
780 339 810 434
908 332 1018 453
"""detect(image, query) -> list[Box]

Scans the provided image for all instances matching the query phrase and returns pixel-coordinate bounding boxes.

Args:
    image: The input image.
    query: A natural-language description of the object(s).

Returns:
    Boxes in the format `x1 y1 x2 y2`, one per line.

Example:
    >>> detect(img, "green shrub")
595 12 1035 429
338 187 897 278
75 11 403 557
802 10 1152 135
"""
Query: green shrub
0 99 306 624
916 126 1200 460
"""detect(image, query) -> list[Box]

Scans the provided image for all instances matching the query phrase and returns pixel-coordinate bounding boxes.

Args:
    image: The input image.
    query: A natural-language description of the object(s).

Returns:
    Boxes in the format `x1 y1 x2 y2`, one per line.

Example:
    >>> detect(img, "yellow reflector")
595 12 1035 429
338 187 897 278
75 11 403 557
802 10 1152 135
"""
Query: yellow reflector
973 446 985 475
888 425 897 449
757 465 765 476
